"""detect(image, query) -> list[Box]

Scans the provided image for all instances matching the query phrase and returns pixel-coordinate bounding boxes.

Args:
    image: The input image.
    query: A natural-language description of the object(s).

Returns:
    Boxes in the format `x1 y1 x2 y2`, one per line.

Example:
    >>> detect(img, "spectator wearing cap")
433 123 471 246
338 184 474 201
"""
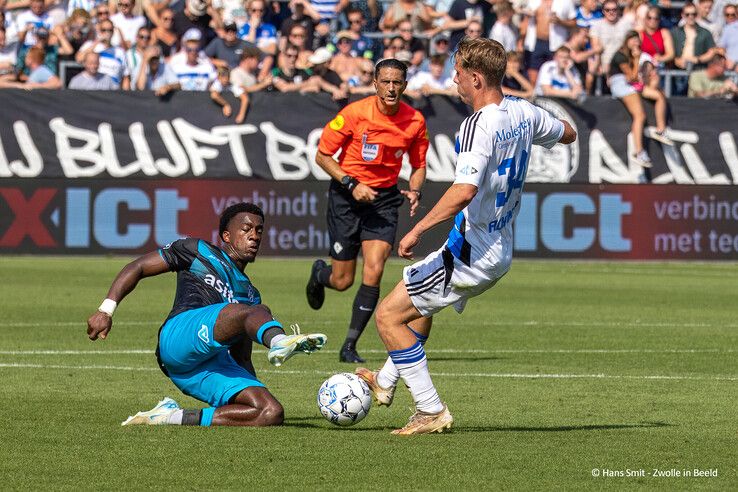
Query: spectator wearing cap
168 34 217 91
534 45 584 100
348 57 376 94
136 45 179 91
405 53 456 99
77 19 131 89
126 26 152 85
210 66 249 123
231 45 272 92
173 0 220 48
672 3 719 71
206 22 257 68
688 53 738 96
238 0 278 55
490 2 518 52
15 24 72 80
306 46 348 100
111 0 146 49
0 46 61 89
15 0 56 49
502 50 534 98
68 51 119 89
719 4 738 69
270 43 312 92
280 0 320 51
330 31 362 82
151 8 178 58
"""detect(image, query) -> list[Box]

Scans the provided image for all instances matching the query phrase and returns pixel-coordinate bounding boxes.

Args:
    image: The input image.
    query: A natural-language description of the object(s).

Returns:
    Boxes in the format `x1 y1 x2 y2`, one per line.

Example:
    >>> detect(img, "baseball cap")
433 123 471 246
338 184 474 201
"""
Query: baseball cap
224 22 238 32
395 50 412 64
182 28 202 42
187 0 207 16
308 47 333 65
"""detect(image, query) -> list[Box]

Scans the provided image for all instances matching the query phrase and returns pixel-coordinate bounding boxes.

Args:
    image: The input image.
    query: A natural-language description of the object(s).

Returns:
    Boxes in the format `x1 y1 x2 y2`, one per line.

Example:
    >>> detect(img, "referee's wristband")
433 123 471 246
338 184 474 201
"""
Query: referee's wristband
409 189 422 200
98 298 117 317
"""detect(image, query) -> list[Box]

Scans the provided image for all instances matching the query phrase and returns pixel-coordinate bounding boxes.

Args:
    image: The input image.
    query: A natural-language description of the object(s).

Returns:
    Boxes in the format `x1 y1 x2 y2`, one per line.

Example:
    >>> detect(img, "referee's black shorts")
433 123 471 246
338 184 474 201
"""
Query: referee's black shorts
326 179 404 261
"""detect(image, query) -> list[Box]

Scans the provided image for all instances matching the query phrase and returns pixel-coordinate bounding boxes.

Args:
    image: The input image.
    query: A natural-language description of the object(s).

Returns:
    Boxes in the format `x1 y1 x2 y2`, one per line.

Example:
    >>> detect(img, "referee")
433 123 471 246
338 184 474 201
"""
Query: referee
306 58 429 363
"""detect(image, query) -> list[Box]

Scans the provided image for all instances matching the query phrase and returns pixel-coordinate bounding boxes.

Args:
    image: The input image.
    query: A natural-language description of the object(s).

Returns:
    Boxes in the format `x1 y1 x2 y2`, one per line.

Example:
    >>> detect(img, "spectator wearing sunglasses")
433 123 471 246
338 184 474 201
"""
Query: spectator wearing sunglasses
76 19 131 89
126 26 152 85
167 30 217 91
111 0 146 49
672 3 720 71
151 8 178 58
640 6 674 69
238 0 278 55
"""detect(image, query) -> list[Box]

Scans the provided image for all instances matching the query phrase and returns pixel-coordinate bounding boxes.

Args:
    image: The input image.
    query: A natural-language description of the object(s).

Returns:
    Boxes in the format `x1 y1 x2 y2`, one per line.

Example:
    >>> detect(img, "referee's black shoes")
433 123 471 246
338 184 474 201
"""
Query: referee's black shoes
306 259 327 310
339 341 365 364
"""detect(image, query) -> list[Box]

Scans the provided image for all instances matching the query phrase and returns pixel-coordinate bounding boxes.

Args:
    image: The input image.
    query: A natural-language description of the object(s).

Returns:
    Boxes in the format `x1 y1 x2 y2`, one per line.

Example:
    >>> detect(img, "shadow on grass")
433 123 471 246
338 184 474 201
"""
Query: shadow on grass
455 421 673 433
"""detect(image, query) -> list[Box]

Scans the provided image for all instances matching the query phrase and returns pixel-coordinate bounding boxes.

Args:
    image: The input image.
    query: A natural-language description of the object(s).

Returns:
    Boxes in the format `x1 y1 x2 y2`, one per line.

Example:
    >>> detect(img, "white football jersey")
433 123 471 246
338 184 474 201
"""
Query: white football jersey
447 96 564 271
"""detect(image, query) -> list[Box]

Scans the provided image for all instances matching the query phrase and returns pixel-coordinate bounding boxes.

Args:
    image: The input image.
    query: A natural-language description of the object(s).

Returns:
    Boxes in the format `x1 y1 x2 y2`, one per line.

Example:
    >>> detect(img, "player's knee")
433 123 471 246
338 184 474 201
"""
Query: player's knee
362 265 384 285
332 273 354 291
259 401 284 426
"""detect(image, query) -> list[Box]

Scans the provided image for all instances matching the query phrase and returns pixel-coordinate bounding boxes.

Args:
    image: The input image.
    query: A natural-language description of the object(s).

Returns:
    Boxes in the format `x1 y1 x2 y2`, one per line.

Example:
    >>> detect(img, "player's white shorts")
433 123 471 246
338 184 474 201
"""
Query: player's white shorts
403 245 508 317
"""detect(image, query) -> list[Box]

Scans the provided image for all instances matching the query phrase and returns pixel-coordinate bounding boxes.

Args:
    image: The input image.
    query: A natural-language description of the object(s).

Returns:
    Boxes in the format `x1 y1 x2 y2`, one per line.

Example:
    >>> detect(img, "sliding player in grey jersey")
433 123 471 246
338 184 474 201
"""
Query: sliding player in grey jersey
356 38 577 435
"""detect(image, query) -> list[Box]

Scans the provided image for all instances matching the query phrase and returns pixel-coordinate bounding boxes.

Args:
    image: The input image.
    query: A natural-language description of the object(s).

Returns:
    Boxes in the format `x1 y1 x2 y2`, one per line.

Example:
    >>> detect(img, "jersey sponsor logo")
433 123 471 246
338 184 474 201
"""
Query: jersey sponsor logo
361 133 379 161
494 118 532 144
198 324 210 343
204 273 235 303
329 114 345 130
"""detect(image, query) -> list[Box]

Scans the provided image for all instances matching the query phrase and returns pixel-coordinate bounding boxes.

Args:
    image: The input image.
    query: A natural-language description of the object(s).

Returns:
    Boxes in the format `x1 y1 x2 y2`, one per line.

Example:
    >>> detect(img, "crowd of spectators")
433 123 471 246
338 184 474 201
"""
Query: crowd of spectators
0 0 736 106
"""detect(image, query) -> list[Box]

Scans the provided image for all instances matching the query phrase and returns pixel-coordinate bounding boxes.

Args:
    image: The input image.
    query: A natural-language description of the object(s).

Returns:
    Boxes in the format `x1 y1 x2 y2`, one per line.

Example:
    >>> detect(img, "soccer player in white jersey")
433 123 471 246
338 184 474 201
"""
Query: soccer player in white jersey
356 37 577 436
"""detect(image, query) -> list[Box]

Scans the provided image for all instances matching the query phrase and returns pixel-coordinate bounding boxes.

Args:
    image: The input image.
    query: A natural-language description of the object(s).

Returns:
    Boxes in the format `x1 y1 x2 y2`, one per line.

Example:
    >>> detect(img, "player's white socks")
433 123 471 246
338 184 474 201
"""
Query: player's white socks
377 325 428 390
376 357 400 389
388 342 443 414
167 409 184 425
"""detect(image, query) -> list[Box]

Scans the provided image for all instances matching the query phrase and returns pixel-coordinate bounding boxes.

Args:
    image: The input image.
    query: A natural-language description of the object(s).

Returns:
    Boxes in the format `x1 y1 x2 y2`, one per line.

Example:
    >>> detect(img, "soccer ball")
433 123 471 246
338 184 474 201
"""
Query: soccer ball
317 373 372 426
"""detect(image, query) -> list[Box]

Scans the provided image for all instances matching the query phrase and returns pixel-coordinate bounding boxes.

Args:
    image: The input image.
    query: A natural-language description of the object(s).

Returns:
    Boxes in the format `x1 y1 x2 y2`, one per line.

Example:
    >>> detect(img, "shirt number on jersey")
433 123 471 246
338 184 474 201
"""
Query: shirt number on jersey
495 150 529 208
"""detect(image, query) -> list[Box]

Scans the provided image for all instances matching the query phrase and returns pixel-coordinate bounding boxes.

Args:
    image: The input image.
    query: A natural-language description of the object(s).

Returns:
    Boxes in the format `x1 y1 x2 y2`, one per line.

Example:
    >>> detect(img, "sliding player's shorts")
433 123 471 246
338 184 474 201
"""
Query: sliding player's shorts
158 303 264 407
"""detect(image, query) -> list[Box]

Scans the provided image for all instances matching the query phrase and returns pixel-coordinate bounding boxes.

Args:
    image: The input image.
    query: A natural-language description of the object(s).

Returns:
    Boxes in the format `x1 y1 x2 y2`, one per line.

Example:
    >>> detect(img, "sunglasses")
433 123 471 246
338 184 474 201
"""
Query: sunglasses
290 32 306 37
119 2 131 7
683 11 697 17
603 8 618 13
349 19 363 24
185 47 199 52
138 34 150 40
726 12 737 17
100 28 113 33
97 10 109 16
249 8 264 12
647 15 660 20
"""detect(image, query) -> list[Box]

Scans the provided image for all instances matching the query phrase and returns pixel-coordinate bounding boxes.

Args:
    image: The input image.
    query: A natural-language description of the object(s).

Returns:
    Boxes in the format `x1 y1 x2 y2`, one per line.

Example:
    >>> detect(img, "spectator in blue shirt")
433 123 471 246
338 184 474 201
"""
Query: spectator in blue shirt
239 0 278 55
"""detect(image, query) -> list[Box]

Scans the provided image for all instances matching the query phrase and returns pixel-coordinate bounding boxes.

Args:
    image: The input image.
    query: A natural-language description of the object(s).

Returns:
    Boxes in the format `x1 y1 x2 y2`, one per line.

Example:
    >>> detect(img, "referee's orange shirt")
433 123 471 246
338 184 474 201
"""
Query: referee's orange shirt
317 96 429 188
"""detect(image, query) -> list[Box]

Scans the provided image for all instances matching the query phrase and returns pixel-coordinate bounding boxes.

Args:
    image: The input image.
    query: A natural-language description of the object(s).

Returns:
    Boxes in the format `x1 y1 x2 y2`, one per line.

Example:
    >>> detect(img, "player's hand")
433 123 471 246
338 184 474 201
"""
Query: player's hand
398 230 421 259
352 183 378 202
401 189 421 217
87 311 113 341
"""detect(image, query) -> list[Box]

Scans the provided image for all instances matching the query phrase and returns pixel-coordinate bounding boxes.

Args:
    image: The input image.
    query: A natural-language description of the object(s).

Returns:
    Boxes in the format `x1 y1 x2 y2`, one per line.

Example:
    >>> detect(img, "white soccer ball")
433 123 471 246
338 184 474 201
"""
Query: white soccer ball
317 372 372 426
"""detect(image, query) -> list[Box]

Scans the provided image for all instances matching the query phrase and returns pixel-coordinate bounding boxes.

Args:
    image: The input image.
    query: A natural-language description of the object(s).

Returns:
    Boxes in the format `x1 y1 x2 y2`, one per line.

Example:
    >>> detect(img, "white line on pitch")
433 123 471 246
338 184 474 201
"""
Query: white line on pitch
3 320 738 328
0 348 734 355
0 363 735 382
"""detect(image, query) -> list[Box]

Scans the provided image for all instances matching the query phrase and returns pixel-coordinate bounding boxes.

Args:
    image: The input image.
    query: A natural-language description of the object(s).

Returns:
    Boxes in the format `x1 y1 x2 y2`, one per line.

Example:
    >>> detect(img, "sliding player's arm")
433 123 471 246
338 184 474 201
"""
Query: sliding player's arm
86 252 170 341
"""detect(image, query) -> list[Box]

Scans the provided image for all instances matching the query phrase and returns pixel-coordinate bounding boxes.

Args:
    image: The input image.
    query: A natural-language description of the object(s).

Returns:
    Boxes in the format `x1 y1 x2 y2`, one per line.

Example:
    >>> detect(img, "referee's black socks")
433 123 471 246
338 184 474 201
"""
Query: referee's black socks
346 284 380 344
316 264 332 287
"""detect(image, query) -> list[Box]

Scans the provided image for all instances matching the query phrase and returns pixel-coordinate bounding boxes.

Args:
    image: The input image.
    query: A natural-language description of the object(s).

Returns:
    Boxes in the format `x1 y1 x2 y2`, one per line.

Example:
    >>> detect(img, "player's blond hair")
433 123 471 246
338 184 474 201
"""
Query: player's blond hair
454 38 506 88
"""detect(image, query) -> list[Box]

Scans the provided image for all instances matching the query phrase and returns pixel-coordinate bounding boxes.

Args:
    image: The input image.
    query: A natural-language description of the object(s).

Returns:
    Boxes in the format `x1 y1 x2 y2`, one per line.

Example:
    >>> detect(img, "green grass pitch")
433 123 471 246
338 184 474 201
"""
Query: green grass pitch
1 256 736 490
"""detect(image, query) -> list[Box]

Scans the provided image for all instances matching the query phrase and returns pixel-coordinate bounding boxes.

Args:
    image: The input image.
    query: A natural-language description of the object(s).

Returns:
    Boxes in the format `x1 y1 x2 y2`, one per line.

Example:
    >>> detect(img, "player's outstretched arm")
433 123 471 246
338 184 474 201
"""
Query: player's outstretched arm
398 183 478 259
559 120 577 145
86 252 170 341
